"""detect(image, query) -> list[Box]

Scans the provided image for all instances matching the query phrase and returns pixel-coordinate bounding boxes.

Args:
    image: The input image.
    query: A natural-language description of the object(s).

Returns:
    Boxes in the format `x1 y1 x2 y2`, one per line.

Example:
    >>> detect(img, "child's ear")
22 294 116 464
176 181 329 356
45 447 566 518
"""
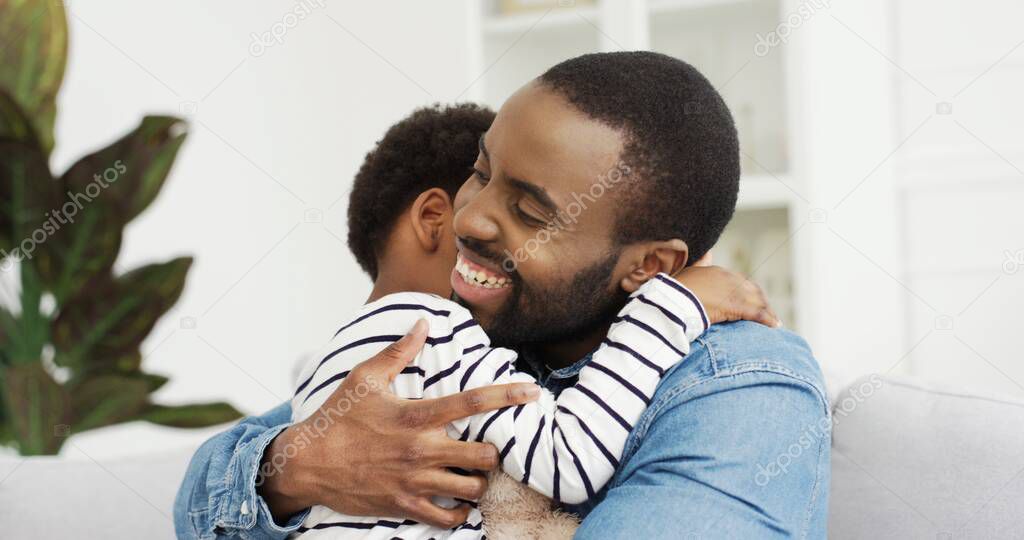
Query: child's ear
410 188 453 253
618 238 689 293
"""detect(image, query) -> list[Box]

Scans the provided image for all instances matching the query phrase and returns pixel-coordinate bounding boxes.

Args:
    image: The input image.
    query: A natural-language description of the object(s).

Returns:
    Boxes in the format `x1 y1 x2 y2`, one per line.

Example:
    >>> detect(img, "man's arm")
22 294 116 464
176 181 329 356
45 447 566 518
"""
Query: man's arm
576 370 831 539
173 401 300 539
174 321 540 538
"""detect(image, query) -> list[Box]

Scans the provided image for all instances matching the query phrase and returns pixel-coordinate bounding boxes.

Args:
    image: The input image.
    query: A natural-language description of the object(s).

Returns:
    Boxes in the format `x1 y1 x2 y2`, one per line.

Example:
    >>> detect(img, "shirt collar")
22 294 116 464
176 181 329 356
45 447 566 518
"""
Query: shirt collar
520 349 595 385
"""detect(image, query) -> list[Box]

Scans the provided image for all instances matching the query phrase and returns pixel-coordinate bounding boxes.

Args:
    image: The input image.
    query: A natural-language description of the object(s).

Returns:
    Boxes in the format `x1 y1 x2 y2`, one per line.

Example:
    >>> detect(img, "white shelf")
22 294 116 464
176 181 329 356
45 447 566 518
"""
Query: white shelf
483 6 599 36
475 1 796 328
484 0 753 37
736 174 797 210
647 0 750 15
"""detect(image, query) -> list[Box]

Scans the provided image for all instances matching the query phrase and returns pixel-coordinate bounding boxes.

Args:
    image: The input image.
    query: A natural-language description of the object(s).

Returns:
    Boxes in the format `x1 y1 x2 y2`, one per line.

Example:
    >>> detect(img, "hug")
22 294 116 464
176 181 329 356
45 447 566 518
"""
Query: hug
173 51 829 539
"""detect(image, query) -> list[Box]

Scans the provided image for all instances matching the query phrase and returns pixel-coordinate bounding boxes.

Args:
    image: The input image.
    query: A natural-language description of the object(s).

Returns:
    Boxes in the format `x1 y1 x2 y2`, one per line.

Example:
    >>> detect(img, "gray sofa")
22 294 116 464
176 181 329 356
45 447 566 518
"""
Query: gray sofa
2 374 1023 539
828 376 1024 538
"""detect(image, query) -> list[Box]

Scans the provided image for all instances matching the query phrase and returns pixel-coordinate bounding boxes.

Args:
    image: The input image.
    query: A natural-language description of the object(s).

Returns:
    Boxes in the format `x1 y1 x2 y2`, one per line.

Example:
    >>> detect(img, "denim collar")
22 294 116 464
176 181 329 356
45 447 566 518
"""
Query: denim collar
548 352 594 378
520 349 595 388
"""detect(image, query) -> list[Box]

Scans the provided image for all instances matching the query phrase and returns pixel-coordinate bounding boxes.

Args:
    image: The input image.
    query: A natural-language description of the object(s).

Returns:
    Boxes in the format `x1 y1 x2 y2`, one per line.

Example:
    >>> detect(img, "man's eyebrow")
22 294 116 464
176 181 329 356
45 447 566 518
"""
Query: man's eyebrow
507 177 558 214
478 134 489 161
478 135 558 214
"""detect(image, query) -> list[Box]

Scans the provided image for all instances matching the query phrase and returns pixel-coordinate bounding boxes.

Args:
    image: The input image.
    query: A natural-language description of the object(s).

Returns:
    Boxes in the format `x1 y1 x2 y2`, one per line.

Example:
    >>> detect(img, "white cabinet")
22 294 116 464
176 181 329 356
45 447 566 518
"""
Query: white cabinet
463 0 959 385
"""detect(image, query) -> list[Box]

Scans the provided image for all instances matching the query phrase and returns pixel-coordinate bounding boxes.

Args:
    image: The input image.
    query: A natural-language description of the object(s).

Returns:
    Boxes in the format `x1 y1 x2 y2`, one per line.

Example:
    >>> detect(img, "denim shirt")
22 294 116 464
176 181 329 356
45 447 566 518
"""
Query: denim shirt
174 321 831 539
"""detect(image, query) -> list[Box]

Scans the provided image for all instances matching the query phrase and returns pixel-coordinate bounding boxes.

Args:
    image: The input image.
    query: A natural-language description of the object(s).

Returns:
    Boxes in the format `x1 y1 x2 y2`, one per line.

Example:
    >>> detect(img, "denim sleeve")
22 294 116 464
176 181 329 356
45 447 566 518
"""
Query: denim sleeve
575 371 832 539
173 401 310 539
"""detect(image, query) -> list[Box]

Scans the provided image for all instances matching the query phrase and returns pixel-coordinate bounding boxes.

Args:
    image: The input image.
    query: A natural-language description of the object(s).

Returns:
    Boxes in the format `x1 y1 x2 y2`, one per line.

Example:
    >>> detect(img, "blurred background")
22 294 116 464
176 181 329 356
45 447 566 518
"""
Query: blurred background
9 0 1023 458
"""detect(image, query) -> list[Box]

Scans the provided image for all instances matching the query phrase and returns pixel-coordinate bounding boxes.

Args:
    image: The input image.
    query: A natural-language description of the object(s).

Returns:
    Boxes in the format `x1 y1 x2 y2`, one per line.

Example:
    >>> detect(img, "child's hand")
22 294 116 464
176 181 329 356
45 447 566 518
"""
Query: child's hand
672 265 781 328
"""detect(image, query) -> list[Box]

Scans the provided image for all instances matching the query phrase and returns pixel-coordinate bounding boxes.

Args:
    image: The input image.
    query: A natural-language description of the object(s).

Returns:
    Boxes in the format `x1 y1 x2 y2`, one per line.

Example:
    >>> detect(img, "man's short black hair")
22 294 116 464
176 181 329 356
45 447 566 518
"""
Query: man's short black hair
538 51 740 264
347 103 495 279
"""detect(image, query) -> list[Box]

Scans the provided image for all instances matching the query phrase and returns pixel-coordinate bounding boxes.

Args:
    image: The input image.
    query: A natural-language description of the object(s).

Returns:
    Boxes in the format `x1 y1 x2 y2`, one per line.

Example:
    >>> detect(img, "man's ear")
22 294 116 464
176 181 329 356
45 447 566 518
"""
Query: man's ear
618 238 689 293
409 188 453 253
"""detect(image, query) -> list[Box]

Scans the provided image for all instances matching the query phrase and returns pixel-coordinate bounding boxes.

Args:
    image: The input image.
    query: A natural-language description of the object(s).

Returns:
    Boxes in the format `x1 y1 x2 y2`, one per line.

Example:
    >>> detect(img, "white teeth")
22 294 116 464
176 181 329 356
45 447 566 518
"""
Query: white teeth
456 253 511 289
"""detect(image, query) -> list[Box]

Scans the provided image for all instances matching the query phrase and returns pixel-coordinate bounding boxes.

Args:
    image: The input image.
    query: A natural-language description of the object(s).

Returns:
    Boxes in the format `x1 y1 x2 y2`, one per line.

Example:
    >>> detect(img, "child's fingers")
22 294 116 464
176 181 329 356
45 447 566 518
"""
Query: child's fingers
756 308 781 328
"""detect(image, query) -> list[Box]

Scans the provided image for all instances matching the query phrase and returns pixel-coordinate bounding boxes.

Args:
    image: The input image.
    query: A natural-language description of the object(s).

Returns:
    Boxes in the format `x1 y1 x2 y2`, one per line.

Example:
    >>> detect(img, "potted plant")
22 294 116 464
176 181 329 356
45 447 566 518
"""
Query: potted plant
0 0 241 455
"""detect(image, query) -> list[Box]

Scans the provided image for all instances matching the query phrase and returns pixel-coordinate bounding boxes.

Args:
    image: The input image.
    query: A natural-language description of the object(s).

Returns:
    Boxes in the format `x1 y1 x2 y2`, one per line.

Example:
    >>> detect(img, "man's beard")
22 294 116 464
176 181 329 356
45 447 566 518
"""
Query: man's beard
457 248 628 351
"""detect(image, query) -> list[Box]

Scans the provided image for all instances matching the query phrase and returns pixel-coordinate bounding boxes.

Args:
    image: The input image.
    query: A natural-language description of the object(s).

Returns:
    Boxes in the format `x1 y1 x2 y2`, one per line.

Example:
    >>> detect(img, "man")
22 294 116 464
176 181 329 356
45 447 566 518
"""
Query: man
175 52 829 539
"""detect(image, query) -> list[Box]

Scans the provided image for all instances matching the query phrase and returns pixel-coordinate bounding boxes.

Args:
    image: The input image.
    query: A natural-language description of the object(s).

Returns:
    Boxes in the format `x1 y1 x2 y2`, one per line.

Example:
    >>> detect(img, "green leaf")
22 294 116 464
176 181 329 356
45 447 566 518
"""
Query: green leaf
0 87 37 143
52 257 192 376
1 363 69 455
31 199 122 305
34 116 188 300
0 418 11 446
0 306 13 357
0 381 9 446
0 0 68 154
0 90 58 252
10 261 47 366
60 115 188 223
139 402 242 428
134 371 170 393
68 375 150 432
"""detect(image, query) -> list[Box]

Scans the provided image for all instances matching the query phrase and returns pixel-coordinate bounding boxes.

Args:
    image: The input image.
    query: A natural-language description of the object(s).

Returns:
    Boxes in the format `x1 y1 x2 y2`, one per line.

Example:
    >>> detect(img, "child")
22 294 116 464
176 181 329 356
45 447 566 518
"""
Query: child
291 104 770 539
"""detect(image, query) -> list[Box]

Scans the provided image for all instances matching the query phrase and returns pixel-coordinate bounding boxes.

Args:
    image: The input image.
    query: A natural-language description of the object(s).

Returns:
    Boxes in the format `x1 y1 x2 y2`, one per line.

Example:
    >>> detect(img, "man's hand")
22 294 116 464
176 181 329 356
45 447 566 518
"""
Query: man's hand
258 319 540 528
673 265 781 328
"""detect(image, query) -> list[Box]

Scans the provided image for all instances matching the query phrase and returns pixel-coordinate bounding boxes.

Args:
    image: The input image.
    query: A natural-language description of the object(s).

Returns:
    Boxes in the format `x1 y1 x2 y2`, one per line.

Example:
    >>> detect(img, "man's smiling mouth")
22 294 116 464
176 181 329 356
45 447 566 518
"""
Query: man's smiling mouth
455 252 511 289
450 241 515 309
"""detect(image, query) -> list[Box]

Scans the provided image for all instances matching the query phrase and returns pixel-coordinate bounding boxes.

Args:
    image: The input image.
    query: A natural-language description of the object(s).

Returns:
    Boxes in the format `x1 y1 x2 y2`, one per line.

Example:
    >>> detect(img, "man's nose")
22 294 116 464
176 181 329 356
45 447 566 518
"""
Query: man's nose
454 188 500 242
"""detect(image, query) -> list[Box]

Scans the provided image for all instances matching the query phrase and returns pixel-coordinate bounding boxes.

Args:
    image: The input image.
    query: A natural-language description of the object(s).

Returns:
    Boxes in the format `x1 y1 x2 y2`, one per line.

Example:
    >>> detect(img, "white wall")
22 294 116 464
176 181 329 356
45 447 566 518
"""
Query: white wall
38 0 1024 458
54 0 477 457
775 0 1024 399
784 0 908 386
893 0 1024 397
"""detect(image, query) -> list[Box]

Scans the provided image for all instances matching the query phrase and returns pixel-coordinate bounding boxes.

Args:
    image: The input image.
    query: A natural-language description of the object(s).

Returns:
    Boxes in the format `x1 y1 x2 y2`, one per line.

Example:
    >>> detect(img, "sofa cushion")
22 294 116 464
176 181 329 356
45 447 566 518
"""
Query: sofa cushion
0 447 193 539
829 375 1024 539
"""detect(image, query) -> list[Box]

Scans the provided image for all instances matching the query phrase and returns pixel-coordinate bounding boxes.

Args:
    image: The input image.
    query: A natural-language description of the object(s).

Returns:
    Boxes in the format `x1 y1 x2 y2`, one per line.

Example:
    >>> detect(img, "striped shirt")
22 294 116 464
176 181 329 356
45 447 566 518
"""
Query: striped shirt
291 273 708 539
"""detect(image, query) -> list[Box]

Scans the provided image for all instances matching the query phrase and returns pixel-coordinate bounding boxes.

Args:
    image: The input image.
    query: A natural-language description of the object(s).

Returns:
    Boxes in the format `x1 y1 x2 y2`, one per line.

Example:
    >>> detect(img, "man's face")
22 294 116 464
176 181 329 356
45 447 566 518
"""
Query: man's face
449 82 635 348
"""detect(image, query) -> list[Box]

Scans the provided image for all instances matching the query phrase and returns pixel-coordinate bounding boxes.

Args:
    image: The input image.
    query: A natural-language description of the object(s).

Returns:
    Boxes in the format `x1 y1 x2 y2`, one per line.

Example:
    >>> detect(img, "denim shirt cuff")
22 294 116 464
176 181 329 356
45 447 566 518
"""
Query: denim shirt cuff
214 423 310 537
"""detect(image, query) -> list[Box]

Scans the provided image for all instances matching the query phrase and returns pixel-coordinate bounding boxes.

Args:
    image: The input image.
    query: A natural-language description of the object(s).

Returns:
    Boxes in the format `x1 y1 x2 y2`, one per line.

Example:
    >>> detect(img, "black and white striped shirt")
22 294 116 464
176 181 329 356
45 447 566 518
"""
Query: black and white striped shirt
291 273 708 539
